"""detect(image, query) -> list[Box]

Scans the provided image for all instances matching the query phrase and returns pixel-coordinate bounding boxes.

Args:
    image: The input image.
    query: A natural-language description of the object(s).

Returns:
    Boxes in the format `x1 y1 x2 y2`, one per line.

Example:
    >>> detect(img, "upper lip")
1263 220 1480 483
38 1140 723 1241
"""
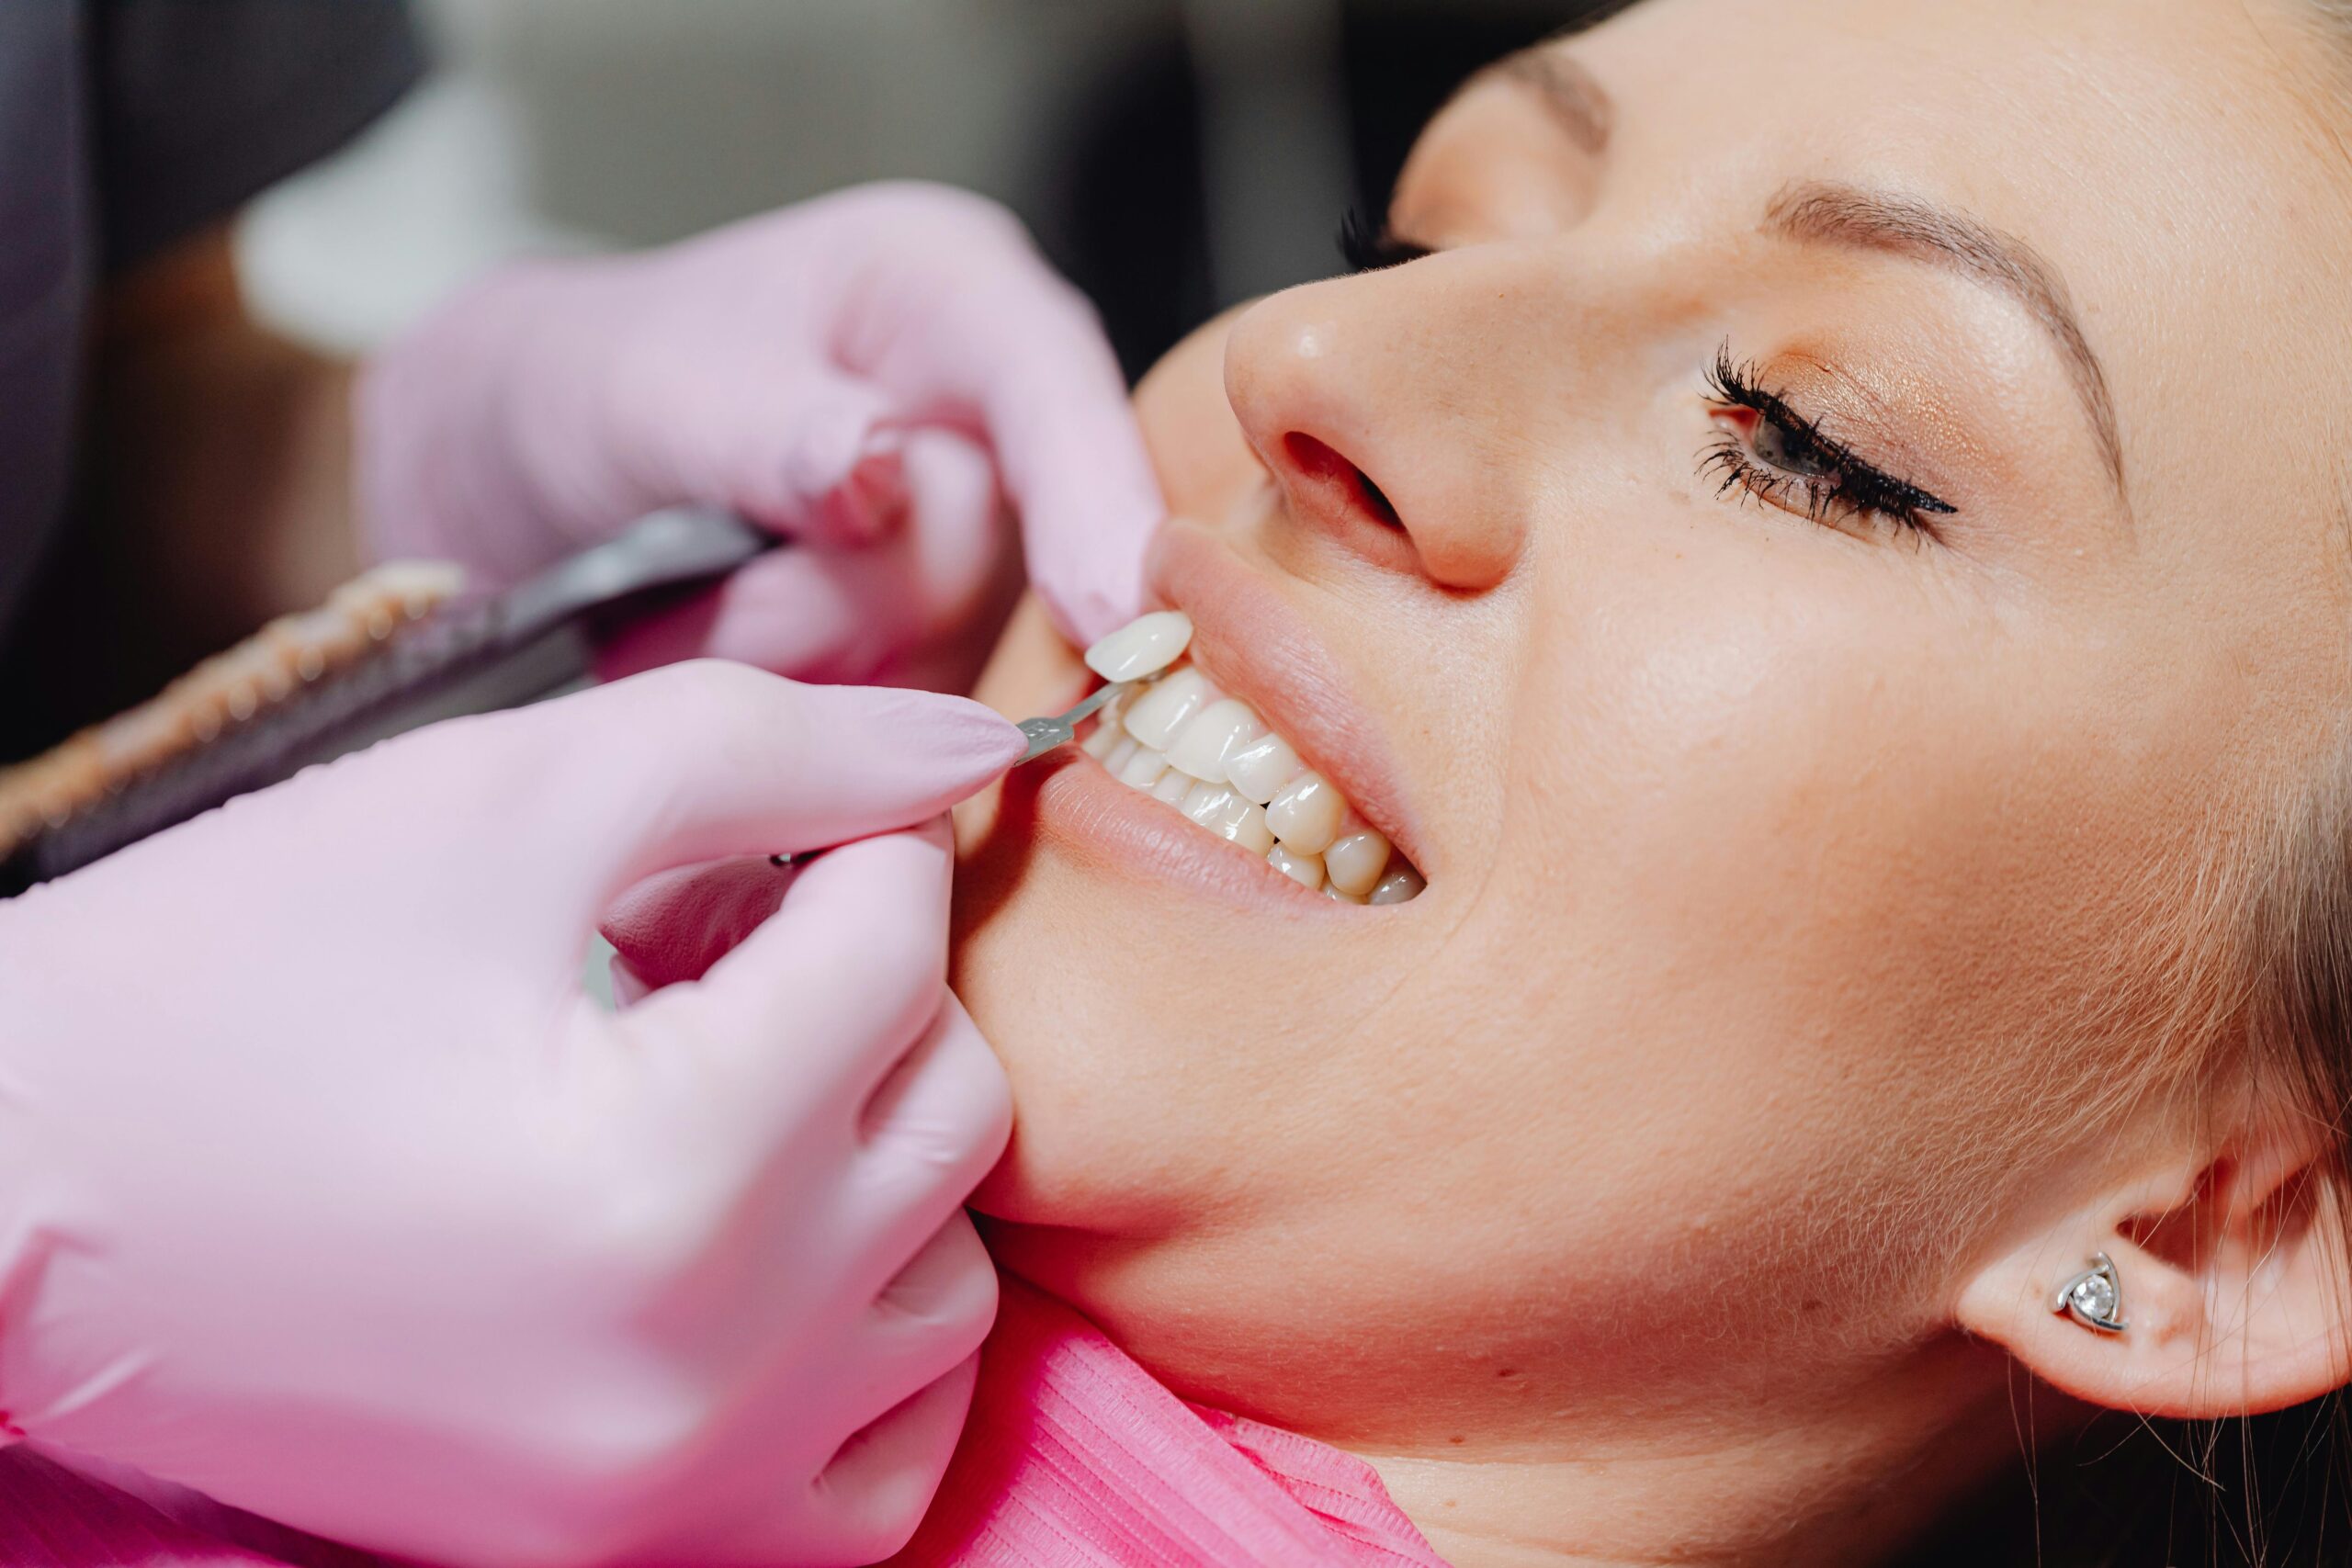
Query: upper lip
1142 520 1425 872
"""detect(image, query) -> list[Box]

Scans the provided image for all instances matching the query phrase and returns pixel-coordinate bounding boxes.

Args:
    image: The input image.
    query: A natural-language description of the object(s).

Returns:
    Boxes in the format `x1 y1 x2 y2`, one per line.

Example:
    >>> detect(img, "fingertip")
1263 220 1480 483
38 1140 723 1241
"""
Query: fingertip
792 683 1027 784
1019 487 1161 648
782 400 890 515
831 442 911 546
809 1352 982 1558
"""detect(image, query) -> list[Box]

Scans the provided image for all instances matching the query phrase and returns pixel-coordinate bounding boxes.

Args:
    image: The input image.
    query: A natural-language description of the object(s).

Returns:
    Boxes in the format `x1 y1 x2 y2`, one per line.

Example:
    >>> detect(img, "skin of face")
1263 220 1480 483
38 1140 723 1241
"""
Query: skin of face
950 0 2352 1558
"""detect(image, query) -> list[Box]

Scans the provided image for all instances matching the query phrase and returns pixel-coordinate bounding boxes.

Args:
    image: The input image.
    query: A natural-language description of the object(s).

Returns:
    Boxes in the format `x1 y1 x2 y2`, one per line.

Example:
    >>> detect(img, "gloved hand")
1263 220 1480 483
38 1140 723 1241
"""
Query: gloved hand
359 181 1167 678
0 661 1024 1568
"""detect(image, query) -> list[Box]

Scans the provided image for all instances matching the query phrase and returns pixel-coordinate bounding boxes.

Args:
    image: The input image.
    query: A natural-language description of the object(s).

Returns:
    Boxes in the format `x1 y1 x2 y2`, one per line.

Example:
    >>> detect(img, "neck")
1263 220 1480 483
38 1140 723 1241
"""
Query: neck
1346 1334 2030 1568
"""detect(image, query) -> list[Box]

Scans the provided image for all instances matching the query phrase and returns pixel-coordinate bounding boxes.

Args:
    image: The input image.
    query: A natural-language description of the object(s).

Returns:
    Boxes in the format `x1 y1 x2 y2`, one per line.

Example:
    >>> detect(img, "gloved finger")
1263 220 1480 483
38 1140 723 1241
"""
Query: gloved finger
870 1206 1000 1330
793 1350 982 1567
596 429 1007 687
619 819 955 1134
662 1321 985 1568
976 336 1165 649
853 992 1012 1239
832 1217 1000 1451
595 547 902 685
865 273 1165 647
499 663 1020 918
600 855 796 992
634 363 906 549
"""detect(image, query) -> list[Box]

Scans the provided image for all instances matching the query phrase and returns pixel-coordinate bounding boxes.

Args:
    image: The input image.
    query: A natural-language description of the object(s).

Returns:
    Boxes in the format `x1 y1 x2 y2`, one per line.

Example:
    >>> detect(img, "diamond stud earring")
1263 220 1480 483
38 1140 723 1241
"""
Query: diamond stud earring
2052 1251 2127 1334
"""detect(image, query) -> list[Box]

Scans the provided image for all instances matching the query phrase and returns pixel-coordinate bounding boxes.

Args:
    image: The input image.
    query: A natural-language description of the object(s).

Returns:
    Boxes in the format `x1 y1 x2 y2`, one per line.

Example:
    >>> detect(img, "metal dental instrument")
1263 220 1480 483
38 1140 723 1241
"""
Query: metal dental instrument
768 684 1135 868
1015 682 1139 765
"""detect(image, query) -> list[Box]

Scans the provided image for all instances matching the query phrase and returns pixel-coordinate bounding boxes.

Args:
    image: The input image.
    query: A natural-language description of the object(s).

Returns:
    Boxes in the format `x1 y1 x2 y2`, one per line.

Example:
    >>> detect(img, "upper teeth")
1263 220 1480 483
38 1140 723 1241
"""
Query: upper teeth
1080 615 1425 905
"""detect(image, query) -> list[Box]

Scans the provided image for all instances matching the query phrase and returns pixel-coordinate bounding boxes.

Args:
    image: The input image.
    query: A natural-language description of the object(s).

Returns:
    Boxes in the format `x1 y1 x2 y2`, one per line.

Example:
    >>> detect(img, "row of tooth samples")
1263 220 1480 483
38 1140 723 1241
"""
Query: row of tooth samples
0 560 464 855
1078 628 1425 905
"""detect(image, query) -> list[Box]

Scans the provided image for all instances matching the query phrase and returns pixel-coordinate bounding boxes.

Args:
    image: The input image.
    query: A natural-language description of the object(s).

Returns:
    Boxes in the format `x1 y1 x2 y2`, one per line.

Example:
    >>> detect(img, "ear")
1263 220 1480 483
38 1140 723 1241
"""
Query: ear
1954 1124 2352 1419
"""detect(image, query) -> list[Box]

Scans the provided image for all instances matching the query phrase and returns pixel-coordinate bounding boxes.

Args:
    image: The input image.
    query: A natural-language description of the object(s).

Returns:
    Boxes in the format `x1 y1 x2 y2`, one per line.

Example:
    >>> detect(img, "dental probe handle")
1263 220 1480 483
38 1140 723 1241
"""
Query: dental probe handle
1014 680 1138 765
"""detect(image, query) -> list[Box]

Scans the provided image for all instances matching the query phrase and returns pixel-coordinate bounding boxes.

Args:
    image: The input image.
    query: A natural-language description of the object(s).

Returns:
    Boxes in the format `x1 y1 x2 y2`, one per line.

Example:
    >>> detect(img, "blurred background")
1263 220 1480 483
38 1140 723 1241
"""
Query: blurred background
240 0 1603 379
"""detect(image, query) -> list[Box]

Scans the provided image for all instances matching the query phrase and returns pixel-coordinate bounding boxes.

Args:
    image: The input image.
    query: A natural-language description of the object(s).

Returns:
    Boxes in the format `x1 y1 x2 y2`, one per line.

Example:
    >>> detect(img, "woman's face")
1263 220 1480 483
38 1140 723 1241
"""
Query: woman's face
953 0 2352 1445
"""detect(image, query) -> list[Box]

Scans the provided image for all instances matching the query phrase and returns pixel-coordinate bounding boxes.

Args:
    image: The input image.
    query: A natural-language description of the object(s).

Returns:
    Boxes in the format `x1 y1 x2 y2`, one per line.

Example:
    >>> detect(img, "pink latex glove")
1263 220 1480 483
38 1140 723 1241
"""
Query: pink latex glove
359 181 1168 674
0 662 1025 1568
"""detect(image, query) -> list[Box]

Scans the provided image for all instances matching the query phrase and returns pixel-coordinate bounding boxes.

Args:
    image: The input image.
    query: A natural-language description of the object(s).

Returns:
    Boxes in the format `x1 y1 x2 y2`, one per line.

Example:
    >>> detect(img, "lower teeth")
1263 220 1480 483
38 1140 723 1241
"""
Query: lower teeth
1080 665 1423 903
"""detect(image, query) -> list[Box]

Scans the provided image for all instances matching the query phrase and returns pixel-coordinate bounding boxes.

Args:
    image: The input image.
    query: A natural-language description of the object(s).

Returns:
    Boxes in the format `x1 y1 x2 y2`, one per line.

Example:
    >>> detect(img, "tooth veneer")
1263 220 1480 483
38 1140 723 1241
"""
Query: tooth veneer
1085 610 1194 683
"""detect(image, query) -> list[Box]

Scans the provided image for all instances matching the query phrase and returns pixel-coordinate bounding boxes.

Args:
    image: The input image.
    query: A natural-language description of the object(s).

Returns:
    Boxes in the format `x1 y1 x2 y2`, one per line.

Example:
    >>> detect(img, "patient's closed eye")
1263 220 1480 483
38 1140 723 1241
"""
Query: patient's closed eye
1700 347 1956 540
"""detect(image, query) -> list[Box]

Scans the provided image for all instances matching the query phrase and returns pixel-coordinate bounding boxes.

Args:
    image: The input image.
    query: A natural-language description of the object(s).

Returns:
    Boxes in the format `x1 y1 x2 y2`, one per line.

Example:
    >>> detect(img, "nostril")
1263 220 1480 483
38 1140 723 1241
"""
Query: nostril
1283 433 1404 531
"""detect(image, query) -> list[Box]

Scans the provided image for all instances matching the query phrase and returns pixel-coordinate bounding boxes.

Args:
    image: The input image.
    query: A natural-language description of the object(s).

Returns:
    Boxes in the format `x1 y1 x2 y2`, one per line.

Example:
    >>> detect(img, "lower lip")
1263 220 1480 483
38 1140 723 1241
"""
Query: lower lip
1007 746 1356 911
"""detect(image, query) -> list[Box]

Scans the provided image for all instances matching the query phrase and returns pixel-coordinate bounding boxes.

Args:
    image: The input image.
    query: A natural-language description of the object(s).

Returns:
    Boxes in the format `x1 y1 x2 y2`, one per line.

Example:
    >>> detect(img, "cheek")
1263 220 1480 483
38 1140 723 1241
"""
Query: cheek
1133 308 1268 526
1467 532 2169 1262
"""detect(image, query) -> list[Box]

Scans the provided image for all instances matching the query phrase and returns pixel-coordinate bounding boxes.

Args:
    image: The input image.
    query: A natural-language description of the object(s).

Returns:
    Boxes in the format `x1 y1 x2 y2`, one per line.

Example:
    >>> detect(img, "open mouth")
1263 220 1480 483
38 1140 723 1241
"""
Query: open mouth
1072 613 1426 905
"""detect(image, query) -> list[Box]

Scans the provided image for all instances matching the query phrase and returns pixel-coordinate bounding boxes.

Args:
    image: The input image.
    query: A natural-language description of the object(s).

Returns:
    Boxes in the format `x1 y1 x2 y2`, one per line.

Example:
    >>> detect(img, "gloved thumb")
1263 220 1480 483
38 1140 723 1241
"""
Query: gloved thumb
492 661 1022 920
978 348 1166 649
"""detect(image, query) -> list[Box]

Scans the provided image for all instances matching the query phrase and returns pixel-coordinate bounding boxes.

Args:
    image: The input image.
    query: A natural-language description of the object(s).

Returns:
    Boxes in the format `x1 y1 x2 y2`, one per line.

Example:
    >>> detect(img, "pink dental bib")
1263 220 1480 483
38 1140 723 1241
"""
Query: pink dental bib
886 1278 1453 1567
0 1276 1451 1567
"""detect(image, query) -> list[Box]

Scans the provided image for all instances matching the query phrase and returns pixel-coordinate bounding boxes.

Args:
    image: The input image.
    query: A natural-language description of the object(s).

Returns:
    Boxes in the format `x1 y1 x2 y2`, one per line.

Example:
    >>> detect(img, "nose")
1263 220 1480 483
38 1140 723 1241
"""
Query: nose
1221 254 1540 592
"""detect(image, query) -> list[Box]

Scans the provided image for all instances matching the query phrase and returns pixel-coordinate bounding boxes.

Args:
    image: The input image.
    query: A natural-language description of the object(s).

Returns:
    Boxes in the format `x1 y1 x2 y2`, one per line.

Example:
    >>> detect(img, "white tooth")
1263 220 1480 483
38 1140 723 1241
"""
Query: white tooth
1182 780 1242 828
1085 611 1194 683
1369 863 1427 905
1163 698 1268 783
1267 844 1325 890
1098 682 1137 732
1324 885 1369 905
1181 782 1275 853
1116 747 1171 790
1123 668 1219 750
1150 771 1193 805
1105 734 1140 774
1322 826 1392 897
1225 734 1306 805
1265 772 1346 855
1081 719 1122 760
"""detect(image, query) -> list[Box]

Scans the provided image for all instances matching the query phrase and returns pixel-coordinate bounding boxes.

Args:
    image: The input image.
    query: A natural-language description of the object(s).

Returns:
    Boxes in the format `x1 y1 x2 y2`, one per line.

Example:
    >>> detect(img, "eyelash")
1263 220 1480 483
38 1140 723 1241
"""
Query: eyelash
1339 209 1433 273
1700 346 1956 537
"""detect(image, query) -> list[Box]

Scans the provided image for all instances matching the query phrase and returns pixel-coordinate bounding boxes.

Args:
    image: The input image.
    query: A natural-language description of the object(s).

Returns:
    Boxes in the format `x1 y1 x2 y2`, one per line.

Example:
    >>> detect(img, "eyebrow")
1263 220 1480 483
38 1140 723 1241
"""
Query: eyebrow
1764 180 2125 490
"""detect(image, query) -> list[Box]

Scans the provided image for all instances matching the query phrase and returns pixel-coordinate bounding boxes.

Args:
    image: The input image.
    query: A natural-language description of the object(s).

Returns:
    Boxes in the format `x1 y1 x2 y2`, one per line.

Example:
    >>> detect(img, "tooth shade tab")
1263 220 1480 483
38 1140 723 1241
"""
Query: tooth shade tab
1165 699 1269 784
1323 828 1392 897
1086 612 1194 683
1224 733 1306 805
1265 772 1345 856
1123 668 1219 750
